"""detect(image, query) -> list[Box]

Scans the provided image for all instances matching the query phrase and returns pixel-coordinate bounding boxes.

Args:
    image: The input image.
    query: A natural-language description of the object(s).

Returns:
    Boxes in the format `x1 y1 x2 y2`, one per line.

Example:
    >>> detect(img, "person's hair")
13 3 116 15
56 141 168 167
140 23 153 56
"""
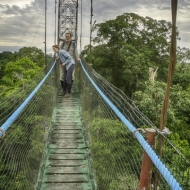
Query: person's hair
65 32 72 37
52 45 59 49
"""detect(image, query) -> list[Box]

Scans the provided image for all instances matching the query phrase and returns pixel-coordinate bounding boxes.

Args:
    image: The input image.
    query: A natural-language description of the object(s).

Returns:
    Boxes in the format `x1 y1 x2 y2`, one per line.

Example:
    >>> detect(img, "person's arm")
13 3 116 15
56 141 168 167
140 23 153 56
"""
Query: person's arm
55 53 59 60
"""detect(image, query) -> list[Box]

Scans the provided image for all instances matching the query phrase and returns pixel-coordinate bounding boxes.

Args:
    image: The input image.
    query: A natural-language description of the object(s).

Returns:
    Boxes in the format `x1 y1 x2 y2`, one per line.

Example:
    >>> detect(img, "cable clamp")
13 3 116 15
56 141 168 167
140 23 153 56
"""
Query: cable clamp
156 127 171 135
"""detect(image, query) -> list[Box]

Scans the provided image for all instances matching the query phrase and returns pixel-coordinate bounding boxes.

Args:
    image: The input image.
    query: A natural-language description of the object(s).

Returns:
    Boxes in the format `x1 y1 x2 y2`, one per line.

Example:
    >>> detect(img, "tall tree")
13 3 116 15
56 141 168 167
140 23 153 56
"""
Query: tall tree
1 57 41 91
11 47 45 68
0 51 13 81
84 13 180 97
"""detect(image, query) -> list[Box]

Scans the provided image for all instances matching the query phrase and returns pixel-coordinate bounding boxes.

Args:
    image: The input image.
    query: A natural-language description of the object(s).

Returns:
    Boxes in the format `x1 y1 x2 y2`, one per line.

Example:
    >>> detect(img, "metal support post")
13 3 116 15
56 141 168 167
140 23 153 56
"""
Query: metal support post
139 128 156 190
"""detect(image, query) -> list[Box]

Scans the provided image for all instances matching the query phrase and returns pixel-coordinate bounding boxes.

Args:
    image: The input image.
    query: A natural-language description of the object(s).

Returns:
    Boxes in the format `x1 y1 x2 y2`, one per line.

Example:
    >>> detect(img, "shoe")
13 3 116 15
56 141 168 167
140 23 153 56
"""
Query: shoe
64 93 71 98
59 89 66 96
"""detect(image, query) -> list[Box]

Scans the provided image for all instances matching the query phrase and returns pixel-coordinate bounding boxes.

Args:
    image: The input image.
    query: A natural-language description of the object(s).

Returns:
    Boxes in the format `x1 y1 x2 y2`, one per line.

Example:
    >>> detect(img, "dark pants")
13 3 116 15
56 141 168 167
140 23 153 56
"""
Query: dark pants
63 64 74 94
63 64 74 84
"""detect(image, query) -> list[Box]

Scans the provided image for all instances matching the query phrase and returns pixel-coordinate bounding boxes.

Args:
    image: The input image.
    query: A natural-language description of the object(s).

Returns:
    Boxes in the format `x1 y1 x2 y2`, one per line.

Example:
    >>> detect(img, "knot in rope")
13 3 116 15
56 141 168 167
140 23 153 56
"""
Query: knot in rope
0 128 6 140
133 128 145 138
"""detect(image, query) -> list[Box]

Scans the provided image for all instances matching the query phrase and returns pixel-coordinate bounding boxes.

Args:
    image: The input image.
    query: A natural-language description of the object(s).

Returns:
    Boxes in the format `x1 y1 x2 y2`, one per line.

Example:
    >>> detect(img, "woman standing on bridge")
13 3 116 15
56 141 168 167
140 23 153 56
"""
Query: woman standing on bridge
52 45 75 98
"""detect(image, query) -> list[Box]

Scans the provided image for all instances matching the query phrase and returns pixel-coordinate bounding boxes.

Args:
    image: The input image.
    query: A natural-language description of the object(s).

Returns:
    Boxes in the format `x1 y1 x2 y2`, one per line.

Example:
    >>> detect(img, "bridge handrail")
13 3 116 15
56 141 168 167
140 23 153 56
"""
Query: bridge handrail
79 60 182 190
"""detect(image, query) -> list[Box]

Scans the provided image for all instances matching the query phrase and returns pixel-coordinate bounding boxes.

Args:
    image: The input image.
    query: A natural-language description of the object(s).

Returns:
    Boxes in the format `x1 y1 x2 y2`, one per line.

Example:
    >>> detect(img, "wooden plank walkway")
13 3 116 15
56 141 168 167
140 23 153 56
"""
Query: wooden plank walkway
36 92 95 190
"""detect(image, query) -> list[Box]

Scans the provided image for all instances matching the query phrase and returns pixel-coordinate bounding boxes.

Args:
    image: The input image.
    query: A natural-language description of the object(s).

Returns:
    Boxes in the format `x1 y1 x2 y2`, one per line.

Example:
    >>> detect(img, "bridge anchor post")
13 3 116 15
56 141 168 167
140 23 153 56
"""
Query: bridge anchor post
139 128 156 190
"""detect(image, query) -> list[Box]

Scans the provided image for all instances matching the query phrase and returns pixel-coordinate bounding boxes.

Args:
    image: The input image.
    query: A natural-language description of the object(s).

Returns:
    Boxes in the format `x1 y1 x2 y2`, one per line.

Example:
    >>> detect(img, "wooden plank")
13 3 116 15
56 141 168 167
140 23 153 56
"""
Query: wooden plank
51 133 83 139
57 98 78 101
50 139 84 144
45 167 89 174
56 110 80 115
56 115 81 119
56 113 79 116
53 125 82 130
48 148 87 154
56 117 81 121
48 142 87 149
56 110 80 113
40 183 92 190
56 108 79 111
54 121 82 125
49 153 87 160
46 160 88 167
57 105 79 108
52 129 82 134
57 104 79 107
43 174 89 183
57 102 78 104
56 118 81 122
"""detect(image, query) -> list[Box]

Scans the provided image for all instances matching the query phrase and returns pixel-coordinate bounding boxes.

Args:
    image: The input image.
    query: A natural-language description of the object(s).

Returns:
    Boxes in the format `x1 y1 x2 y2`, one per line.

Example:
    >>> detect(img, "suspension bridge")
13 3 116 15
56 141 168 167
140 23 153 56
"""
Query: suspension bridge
0 0 190 190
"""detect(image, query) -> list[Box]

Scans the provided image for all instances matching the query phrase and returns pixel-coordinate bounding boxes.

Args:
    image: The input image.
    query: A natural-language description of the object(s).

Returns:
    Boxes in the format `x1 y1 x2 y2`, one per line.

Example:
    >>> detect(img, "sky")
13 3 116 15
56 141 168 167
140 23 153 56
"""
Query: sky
0 0 190 54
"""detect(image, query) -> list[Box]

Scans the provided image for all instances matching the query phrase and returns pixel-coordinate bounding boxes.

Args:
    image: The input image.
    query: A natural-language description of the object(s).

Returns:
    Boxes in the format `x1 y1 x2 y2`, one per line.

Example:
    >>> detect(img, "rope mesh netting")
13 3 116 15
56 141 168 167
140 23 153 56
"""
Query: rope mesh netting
0 61 59 190
76 57 190 190
0 58 189 189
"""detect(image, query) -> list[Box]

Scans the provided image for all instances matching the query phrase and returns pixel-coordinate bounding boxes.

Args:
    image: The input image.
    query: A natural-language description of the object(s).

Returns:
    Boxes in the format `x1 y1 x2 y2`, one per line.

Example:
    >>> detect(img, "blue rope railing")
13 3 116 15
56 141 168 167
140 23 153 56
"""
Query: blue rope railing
79 60 182 190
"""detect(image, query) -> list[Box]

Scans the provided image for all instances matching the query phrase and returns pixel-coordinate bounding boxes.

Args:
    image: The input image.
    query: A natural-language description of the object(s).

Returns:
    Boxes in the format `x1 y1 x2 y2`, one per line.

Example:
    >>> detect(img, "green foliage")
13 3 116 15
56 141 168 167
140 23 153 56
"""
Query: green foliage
82 13 177 97
6 124 27 144
14 171 33 190
134 81 166 126
27 115 49 162
1 57 42 88
173 63 190 90
10 47 45 68
0 57 41 96
163 133 190 189
109 173 138 190
133 79 190 188
134 81 190 160
0 114 47 189
90 118 141 190
177 47 190 65
0 51 13 60
0 51 13 80
170 133 190 158
0 47 45 83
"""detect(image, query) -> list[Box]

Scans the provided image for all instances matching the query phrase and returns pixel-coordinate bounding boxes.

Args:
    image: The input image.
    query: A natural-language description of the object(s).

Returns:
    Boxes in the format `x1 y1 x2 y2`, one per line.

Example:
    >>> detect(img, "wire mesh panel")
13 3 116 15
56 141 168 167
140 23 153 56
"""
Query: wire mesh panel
75 58 189 190
159 136 190 189
0 61 59 190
